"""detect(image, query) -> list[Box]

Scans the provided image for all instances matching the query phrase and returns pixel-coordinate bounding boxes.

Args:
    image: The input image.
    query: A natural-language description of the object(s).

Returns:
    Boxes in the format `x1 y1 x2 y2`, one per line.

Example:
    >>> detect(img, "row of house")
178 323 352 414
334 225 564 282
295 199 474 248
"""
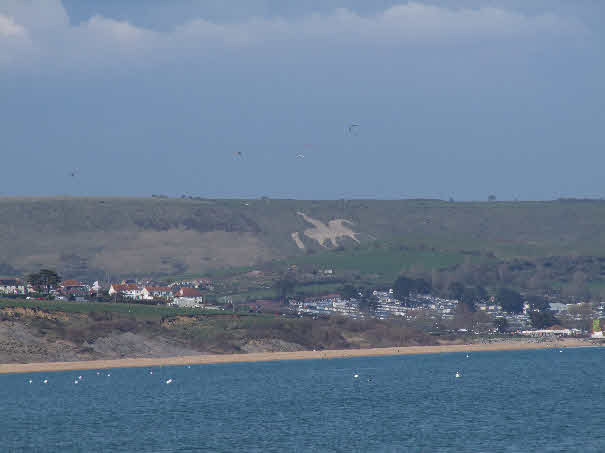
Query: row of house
0 277 210 308
289 290 539 332
290 294 362 318
108 284 205 307
0 278 101 296
0 278 26 294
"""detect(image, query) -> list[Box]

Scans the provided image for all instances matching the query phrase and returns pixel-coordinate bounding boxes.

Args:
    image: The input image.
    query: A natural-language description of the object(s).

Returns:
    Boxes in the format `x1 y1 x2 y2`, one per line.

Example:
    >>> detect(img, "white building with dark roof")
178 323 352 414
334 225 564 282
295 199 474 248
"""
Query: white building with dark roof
0 278 25 295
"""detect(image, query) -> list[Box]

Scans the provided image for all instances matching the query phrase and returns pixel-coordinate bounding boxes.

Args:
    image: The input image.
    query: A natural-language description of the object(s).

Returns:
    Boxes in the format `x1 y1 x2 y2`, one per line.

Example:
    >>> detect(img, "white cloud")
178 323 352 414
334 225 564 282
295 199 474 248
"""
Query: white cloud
169 4 582 47
0 15 27 38
84 16 151 43
0 1 585 71
0 0 68 32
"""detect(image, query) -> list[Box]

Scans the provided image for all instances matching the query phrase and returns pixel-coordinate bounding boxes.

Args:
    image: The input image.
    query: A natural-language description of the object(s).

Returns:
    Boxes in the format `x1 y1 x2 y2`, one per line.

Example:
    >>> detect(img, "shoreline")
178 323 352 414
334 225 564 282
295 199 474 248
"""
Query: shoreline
0 339 596 375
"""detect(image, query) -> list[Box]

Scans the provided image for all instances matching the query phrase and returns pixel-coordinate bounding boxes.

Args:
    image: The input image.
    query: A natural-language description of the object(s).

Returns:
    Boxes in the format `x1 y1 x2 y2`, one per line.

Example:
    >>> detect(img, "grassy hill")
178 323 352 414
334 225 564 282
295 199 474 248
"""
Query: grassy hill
1 197 605 283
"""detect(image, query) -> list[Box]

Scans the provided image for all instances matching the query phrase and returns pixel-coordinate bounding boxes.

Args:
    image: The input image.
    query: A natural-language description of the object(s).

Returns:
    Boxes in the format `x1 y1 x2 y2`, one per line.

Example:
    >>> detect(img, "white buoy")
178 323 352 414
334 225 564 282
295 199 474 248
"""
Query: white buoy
28 379 32 384
166 379 173 384
150 371 153 375
74 380 78 384
559 350 563 353
78 376 82 380
455 372 461 378
43 379 48 384
466 354 470 358
96 372 100 375
107 373 111 377
354 374 359 378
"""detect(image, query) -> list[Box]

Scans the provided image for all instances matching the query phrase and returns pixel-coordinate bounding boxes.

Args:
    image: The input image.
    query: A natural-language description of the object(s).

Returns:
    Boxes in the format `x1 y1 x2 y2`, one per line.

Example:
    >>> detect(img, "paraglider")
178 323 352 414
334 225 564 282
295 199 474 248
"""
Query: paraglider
347 124 360 135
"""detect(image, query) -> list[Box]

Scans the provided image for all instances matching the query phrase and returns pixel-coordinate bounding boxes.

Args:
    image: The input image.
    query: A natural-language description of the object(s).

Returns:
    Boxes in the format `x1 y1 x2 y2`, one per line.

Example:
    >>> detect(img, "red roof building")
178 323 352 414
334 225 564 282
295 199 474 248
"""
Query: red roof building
175 288 204 298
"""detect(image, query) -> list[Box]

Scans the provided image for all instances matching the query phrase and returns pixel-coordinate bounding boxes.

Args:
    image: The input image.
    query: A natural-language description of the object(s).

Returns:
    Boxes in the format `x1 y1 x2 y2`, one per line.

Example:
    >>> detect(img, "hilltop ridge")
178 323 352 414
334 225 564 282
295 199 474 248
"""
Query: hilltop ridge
1 197 605 280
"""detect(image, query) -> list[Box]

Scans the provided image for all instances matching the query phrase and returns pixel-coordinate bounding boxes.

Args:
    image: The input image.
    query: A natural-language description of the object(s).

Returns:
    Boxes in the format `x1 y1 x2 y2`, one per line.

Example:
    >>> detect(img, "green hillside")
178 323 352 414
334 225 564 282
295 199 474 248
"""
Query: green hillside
1 197 604 282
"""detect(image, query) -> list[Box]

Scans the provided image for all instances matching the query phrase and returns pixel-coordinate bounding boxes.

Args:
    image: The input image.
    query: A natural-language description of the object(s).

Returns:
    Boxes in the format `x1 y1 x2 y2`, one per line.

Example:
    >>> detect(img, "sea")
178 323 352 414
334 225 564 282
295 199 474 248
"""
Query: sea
2 347 605 452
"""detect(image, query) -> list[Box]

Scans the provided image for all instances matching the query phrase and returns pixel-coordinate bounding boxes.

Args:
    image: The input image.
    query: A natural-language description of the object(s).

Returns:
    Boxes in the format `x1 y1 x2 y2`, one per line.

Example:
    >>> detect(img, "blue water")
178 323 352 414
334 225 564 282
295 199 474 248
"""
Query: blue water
2 348 605 452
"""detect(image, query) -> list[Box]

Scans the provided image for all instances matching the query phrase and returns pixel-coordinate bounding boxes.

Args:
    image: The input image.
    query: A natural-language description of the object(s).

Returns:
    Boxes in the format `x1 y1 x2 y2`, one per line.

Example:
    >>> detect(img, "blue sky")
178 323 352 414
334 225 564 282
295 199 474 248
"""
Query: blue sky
1 1 603 200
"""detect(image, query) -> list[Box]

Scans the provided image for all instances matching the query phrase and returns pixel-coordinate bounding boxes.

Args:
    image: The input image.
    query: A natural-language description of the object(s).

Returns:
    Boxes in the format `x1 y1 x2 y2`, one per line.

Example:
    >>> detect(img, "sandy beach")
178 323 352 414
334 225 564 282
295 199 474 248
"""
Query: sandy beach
0 338 595 375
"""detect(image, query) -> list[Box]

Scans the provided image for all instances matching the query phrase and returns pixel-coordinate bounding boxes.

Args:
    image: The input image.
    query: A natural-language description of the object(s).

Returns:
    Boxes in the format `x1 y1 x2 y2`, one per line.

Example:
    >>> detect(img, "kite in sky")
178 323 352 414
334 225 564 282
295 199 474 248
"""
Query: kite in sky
347 124 360 135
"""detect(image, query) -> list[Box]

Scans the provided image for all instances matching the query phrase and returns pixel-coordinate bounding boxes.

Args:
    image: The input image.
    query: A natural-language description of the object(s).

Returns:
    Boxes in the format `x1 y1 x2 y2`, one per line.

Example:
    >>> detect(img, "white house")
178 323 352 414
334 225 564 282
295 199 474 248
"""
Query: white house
142 286 173 300
109 283 145 300
0 278 25 295
171 287 204 307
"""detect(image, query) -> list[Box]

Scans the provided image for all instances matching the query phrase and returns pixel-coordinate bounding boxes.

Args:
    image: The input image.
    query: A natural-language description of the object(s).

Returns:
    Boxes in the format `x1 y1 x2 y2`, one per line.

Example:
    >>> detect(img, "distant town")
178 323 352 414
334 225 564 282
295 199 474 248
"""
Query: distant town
1 268 603 339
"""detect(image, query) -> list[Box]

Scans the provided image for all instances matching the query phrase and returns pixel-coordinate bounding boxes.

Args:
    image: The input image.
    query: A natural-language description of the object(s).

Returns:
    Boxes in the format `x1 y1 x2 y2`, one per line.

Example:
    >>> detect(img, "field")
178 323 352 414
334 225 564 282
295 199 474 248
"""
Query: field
0 299 227 319
288 245 477 282
1 197 605 284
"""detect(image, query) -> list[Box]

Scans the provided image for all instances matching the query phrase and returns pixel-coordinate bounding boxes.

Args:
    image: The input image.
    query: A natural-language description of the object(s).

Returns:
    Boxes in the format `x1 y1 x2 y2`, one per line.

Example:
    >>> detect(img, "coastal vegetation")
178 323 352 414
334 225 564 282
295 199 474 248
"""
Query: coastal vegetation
0 298 439 363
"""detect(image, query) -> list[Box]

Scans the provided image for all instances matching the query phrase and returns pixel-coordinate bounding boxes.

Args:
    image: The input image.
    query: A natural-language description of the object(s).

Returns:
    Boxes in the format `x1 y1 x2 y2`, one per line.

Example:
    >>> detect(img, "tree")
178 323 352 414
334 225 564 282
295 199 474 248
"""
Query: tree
527 295 550 312
475 286 488 301
497 264 513 284
562 272 591 300
393 276 432 306
358 287 378 314
530 311 559 329
496 288 524 313
460 287 478 312
26 272 42 292
448 282 465 301
393 276 416 301
459 285 488 311
39 269 61 291
494 317 509 333
27 268 61 294
413 278 432 295
275 274 296 304
340 284 358 301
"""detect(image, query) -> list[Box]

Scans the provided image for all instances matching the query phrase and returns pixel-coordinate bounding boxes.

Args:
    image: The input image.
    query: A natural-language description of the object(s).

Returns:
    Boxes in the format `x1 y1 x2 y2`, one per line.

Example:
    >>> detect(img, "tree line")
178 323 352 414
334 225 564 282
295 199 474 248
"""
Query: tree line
26 269 61 294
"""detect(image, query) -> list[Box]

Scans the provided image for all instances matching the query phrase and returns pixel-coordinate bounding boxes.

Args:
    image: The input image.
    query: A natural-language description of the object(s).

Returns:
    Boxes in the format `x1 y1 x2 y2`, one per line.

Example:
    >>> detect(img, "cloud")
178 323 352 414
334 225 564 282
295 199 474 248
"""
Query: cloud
0 0 68 32
0 14 31 66
0 1 585 72
0 15 27 38
169 3 583 48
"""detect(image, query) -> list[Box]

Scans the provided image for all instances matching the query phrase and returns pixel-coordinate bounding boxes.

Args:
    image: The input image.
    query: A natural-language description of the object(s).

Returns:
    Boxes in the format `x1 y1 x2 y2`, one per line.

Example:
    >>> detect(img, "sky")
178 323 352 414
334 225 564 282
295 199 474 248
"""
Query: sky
1 0 603 200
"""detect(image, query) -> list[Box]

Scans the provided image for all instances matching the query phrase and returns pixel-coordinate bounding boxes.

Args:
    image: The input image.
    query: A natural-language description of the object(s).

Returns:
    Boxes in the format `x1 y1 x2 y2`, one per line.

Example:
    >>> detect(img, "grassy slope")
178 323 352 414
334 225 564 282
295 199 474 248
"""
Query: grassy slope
0 299 228 319
1 197 605 280
289 247 473 281
0 299 438 359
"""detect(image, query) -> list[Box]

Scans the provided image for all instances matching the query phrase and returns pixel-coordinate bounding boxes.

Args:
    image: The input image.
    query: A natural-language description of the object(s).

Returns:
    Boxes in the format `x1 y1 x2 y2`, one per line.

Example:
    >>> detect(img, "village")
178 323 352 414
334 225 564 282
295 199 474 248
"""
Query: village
0 274 602 338
0 276 213 308
291 290 598 337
